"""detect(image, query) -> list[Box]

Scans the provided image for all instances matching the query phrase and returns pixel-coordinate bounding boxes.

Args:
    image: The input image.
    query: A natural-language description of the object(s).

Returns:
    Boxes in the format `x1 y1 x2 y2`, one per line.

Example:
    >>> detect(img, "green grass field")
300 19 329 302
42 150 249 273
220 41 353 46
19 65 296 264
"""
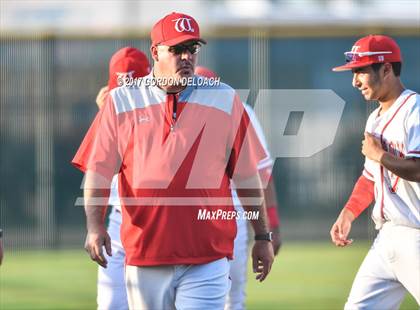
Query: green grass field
0 242 417 309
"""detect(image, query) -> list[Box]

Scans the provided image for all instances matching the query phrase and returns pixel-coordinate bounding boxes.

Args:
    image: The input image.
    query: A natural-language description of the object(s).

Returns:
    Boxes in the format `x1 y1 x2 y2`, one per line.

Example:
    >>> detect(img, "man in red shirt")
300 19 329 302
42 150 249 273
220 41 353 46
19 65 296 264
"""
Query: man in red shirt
73 12 274 309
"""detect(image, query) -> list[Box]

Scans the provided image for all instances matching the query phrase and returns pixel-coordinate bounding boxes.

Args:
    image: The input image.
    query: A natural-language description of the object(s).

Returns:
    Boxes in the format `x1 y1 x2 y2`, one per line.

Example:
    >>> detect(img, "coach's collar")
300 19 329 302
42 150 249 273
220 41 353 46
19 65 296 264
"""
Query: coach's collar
147 69 196 102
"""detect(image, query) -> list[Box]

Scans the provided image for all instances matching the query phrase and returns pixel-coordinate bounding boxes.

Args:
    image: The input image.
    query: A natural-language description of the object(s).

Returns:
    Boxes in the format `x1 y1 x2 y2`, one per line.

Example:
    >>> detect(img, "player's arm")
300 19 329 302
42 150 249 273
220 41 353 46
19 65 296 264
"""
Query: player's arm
362 132 420 182
83 170 112 268
73 93 120 267
260 170 281 255
228 97 274 281
330 174 374 247
236 174 274 282
244 104 282 254
380 154 420 182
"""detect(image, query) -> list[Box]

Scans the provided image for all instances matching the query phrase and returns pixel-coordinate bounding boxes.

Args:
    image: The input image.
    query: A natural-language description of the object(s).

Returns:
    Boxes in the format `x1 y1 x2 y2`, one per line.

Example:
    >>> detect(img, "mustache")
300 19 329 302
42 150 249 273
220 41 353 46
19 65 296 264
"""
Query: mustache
177 62 193 71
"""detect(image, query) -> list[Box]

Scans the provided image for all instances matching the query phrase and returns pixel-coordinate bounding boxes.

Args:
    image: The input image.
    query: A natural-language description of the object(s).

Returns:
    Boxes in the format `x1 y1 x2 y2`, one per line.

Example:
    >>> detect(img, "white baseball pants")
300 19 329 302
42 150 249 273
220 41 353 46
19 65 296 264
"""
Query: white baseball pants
97 208 128 310
125 257 231 310
345 223 420 310
225 209 248 310
98 206 249 310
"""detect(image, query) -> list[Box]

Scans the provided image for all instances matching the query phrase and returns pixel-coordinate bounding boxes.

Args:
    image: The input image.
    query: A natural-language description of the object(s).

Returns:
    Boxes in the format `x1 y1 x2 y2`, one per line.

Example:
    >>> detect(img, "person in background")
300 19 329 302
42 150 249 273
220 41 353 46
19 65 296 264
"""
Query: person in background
195 65 282 310
92 46 150 310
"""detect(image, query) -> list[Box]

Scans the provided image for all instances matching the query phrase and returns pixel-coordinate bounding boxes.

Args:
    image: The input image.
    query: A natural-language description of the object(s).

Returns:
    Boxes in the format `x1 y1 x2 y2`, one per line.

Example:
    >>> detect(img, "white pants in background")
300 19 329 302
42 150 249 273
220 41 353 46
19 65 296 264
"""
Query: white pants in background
345 223 420 310
97 208 128 310
225 207 248 310
125 257 230 310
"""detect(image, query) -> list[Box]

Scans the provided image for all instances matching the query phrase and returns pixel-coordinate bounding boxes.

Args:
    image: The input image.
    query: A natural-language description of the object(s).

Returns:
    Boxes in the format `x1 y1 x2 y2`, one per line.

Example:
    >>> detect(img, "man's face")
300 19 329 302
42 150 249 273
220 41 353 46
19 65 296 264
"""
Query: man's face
351 65 383 101
154 40 200 81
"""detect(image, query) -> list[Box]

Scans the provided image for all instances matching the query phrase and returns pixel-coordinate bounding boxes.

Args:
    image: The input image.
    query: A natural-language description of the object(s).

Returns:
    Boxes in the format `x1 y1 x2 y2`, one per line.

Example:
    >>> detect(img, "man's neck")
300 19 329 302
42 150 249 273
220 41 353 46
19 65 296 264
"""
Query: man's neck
378 81 405 113
159 82 186 94
153 69 187 94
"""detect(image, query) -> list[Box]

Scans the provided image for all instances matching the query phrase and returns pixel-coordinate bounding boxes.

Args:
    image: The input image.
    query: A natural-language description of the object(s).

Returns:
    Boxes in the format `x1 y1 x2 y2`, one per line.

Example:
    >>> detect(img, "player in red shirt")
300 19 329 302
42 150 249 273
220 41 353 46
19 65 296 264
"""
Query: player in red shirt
73 12 274 309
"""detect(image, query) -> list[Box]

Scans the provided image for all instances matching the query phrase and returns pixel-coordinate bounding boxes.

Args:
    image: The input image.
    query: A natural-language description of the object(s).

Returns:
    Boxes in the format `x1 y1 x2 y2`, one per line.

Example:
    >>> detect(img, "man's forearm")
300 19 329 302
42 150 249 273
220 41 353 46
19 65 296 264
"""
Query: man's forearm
344 175 375 219
84 188 110 232
263 176 280 229
236 188 270 235
380 153 420 182
83 171 111 232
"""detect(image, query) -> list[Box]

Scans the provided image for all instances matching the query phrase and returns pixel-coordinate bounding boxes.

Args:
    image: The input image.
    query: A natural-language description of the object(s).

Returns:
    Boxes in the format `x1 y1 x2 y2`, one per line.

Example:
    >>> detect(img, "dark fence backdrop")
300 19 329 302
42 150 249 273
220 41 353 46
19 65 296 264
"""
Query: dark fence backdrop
1 34 419 249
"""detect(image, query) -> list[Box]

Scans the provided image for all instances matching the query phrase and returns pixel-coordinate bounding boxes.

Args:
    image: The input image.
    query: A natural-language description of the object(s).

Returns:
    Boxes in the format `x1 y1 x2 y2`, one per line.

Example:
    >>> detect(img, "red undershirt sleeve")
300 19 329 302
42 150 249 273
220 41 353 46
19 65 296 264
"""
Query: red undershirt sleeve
344 174 375 218
266 206 280 229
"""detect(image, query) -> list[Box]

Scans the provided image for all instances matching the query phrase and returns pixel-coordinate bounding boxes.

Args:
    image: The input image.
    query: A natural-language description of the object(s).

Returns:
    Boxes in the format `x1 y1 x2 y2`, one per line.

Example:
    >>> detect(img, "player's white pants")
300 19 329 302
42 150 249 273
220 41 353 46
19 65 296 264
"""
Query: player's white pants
125 257 231 310
345 223 420 310
97 208 128 310
225 208 248 310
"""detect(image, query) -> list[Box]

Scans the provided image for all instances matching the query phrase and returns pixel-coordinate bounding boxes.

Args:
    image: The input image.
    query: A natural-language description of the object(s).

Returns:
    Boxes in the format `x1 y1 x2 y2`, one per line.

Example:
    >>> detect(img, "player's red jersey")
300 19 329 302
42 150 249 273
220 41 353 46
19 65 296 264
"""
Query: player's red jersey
72 74 266 266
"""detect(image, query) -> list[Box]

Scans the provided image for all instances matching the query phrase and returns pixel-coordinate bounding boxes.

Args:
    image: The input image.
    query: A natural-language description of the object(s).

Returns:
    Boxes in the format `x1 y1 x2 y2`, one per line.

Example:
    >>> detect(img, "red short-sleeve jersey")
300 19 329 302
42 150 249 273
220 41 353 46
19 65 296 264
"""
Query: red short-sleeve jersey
72 75 266 266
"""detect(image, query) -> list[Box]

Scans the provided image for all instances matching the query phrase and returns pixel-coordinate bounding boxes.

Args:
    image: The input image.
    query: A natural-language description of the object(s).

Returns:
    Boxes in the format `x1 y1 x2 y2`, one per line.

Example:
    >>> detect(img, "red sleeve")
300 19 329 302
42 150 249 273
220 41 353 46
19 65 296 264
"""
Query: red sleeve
227 96 266 182
258 167 280 229
71 95 121 182
344 175 375 219
267 206 280 229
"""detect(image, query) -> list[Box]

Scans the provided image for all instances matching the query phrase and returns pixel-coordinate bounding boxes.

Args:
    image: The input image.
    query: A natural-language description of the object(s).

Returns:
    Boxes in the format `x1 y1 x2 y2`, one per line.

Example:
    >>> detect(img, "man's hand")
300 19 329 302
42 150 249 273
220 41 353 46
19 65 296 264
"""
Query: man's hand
271 227 282 255
363 133 420 182
252 240 274 282
95 86 109 109
83 173 111 268
84 226 112 268
330 208 355 247
362 132 385 163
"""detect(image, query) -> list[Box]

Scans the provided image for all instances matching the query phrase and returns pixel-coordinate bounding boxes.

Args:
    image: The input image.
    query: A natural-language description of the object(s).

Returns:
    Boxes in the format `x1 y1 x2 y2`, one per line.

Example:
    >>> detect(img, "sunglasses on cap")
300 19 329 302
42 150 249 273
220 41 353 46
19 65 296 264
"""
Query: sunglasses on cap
167 42 201 55
344 51 392 63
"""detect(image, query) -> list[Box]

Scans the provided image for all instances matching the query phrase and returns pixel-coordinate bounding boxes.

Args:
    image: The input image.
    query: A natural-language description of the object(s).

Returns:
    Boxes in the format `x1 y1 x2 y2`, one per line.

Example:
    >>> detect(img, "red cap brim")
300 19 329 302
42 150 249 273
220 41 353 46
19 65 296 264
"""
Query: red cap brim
156 34 207 47
332 60 375 72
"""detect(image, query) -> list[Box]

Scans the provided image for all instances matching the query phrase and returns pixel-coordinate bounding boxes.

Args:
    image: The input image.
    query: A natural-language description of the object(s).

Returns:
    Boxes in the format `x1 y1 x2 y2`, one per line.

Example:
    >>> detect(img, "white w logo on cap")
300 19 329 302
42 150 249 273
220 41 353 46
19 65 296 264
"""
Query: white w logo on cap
172 18 194 33
116 70 135 80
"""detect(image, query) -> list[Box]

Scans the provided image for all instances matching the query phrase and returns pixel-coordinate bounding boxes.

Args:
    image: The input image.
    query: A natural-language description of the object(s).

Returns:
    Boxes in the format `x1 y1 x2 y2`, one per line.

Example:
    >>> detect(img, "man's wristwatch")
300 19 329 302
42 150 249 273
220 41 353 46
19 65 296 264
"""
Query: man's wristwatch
254 232 273 241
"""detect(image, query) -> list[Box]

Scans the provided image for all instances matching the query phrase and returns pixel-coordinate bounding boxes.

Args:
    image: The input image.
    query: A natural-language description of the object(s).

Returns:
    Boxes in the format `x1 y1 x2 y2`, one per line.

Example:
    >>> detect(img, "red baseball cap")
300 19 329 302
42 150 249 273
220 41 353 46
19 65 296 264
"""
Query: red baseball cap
195 66 218 78
108 47 150 90
333 35 402 72
151 12 206 47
